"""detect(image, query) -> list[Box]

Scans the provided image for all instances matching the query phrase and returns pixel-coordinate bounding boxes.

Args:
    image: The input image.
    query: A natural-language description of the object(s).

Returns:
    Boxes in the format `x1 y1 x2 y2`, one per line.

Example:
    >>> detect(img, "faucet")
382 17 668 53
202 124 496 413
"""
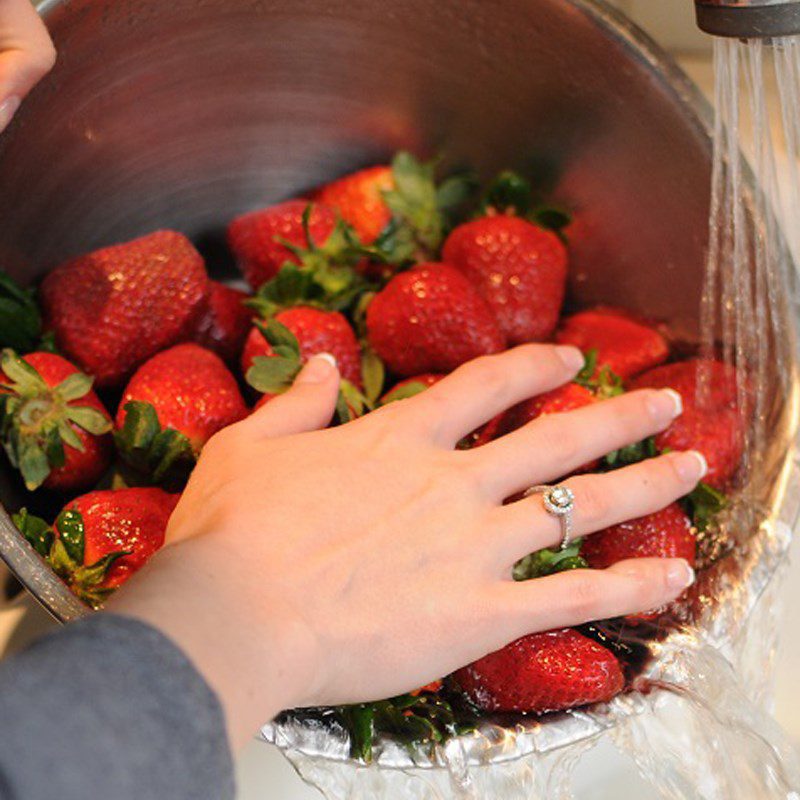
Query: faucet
695 0 800 37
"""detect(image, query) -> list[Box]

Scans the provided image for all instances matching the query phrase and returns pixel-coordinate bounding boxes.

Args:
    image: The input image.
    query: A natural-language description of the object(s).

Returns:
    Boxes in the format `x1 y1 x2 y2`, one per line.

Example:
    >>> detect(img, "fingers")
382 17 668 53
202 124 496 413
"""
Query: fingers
469 387 683 498
241 354 341 438
0 0 56 132
408 344 584 446
493 557 695 639
487 450 707 566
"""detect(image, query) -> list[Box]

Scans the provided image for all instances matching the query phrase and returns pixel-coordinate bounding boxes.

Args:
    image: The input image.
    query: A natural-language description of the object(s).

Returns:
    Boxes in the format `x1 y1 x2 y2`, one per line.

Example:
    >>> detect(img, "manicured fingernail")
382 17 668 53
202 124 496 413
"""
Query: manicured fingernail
296 353 337 384
672 450 708 482
555 345 584 373
647 388 683 421
666 558 695 590
0 96 21 134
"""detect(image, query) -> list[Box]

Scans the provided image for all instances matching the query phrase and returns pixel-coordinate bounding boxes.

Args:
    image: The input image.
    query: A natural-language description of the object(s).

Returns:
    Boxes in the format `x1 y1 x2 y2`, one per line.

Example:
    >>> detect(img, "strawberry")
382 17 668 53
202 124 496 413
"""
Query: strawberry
452 628 624 713
582 503 696 569
366 263 505 376
629 359 743 488
14 487 179 606
241 307 363 388
314 166 394 245
193 281 253 363
556 308 669 379
348 152 473 267
115 344 247 482
228 200 340 289
442 214 568 345
0 350 112 491
40 231 209 388
245 315 368 424
498 383 596 437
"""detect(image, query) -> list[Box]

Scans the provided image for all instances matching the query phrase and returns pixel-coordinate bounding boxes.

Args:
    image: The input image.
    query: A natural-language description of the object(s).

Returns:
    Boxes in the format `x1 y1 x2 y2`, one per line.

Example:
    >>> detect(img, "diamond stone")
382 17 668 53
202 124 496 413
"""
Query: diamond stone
544 486 574 515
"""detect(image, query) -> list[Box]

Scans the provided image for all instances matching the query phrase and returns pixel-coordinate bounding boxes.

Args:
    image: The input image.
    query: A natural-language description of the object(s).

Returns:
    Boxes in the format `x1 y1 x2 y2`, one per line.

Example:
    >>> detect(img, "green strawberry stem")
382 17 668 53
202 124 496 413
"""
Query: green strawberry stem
0 349 111 490
364 152 475 266
114 401 195 487
12 508 128 608
246 320 374 424
248 205 367 314
0 271 46 353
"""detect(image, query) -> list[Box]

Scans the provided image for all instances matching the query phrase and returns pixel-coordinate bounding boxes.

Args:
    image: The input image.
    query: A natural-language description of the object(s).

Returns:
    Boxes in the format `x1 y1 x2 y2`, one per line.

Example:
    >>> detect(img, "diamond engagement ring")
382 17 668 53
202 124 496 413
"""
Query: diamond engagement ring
524 484 575 551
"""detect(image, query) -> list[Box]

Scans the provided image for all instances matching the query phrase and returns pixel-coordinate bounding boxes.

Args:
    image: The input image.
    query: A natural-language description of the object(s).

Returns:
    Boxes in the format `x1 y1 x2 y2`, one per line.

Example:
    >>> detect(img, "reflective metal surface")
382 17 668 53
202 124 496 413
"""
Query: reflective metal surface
695 0 800 37
0 0 795 737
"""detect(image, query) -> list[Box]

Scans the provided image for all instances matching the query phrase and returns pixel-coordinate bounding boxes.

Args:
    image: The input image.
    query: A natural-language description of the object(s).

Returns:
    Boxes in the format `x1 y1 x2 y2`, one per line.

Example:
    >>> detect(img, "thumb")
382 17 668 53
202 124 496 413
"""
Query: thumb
0 0 57 133
244 353 341 438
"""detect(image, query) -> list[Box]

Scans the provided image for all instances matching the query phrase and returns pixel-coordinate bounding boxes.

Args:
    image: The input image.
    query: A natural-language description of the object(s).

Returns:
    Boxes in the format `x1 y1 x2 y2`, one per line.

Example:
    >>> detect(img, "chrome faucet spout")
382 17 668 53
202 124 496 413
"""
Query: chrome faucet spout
695 0 800 37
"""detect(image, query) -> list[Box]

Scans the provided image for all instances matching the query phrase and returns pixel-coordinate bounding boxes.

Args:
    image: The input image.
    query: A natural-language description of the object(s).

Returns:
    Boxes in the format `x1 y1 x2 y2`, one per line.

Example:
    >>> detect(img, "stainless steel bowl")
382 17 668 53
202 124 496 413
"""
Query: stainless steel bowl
0 0 796 763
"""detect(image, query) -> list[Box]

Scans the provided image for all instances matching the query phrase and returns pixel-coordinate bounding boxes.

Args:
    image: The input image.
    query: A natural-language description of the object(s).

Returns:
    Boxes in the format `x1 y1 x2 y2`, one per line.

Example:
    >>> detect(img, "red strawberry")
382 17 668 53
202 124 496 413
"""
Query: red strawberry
117 343 248 455
556 308 669 379
15 488 179 606
242 307 362 389
227 200 338 289
582 503 696 569
40 231 209 388
453 628 624 713
629 359 742 488
442 214 568 345
0 350 112 491
498 383 596 437
314 166 394 245
366 263 505 376
193 281 253 363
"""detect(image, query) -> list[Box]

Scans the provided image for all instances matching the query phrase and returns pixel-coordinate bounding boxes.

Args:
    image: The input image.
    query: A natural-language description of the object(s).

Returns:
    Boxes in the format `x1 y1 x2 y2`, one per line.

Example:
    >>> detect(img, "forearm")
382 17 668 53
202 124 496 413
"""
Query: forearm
0 612 234 800
106 538 316 751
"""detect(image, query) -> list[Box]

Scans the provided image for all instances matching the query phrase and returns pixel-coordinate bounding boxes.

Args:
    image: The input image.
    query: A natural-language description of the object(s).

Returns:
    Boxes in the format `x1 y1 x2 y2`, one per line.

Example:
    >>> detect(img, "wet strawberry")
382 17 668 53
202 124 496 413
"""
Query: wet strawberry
0 350 112 491
556 308 669 379
453 628 625 713
442 214 567 345
498 383 596 437
193 281 253 363
241 307 363 388
582 503 696 569
40 231 209 387
227 200 338 289
117 343 247 453
630 359 743 488
14 488 179 606
366 263 505 377
314 166 394 245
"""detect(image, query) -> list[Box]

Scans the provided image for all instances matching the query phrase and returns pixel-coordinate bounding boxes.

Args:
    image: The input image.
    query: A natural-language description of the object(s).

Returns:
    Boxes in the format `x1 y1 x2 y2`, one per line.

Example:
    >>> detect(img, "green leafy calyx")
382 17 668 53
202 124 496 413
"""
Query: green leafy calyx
0 349 111 490
12 507 128 608
114 401 195 487
365 152 474 266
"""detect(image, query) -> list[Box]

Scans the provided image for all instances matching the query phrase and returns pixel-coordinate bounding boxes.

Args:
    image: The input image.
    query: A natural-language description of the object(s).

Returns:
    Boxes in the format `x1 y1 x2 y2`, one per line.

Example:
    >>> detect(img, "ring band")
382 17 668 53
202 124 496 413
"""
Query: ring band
524 484 575 551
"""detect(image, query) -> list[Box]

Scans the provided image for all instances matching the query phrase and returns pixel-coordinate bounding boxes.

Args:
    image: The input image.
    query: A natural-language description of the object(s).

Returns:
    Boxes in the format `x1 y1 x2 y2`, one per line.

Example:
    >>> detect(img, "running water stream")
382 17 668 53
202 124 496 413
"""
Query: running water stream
265 36 800 800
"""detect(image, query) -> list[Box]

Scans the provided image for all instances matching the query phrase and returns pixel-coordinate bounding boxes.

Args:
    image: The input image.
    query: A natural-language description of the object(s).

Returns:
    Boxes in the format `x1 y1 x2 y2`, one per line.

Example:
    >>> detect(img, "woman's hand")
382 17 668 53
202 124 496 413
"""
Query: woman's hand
108 344 702 749
0 0 55 133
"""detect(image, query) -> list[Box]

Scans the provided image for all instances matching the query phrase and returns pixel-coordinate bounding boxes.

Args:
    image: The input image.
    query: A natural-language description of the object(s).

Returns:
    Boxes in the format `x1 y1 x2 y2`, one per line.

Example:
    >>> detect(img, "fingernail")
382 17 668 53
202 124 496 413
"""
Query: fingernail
0 96 21 135
672 450 708 482
555 345 584 373
646 388 683 421
666 558 695 590
296 353 337 384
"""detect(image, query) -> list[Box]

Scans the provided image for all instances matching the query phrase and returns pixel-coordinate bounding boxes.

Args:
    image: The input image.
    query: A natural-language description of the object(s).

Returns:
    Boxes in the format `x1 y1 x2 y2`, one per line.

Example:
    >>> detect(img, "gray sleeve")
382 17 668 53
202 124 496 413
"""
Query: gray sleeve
0 613 235 800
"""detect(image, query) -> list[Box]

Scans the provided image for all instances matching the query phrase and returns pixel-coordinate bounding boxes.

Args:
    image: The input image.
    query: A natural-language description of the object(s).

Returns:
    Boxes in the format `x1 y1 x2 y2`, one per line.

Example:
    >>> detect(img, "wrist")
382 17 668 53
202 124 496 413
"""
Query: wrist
106 536 318 749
